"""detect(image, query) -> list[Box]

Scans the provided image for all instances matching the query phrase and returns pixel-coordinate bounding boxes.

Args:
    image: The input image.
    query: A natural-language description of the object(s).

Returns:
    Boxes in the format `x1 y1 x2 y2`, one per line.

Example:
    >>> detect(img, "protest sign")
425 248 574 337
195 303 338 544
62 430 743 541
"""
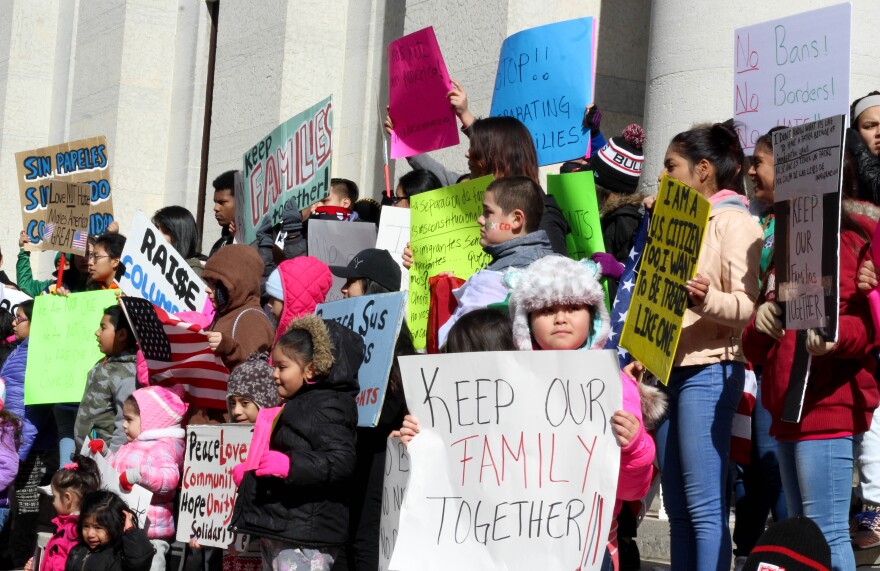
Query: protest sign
119 211 208 314
546 171 606 259
81 439 153 528
308 220 378 303
773 115 844 341
376 206 411 291
316 292 407 427
16 136 115 247
391 350 621 571
0 285 31 316
408 176 492 350
490 18 597 166
388 27 459 159
379 437 410 571
620 176 710 385
25 290 119 404
176 424 253 548
24 180 92 256
239 96 333 245
733 3 851 154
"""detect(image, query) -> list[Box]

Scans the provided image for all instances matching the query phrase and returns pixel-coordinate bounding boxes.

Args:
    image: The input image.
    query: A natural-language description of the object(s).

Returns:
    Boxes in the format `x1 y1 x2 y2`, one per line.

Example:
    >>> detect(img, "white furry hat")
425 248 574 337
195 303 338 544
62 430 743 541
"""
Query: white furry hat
504 256 610 351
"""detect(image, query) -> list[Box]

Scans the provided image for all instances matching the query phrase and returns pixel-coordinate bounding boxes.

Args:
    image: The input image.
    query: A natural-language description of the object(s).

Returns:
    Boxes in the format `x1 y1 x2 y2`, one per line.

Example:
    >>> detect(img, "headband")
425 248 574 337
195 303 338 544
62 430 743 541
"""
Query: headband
854 95 880 121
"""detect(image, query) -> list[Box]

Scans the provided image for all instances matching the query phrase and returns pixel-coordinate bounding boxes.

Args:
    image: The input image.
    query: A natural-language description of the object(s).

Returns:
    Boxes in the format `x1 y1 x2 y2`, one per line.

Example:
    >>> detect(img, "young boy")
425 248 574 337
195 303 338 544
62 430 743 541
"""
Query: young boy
309 178 360 222
226 351 279 422
437 175 553 345
209 170 238 257
73 306 138 456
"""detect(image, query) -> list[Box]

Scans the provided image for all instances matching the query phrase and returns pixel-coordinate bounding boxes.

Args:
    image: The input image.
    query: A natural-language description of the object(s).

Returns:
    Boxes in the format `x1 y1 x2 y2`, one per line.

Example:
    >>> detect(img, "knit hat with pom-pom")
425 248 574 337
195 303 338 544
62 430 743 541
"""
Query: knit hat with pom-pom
592 124 645 195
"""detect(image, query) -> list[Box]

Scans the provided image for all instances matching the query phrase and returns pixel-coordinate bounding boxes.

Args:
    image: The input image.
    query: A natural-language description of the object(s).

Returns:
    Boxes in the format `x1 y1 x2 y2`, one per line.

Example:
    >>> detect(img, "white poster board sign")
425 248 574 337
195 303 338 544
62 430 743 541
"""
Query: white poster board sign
390 350 622 571
376 207 411 292
82 439 153 528
308 220 378 302
176 424 253 548
379 437 410 571
733 3 851 154
119 211 208 314
0 285 32 316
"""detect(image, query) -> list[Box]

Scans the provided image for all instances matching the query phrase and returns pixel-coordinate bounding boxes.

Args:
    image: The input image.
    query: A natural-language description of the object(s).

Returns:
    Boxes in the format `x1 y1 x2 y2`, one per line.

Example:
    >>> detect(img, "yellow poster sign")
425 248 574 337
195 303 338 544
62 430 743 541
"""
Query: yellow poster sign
620 176 710 385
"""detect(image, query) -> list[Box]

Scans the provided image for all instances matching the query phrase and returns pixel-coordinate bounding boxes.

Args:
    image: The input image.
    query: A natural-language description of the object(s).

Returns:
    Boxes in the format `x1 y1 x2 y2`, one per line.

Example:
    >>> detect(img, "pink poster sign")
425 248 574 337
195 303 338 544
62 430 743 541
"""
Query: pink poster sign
388 26 459 159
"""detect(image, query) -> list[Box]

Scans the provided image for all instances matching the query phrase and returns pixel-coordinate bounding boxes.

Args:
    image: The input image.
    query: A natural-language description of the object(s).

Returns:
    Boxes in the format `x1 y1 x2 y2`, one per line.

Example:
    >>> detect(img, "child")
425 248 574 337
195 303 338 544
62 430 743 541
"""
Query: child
74 306 138 455
64 490 155 571
88 233 127 290
208 170 238 258
443 308 516 353
25 455 101 571
309 178 359 221
101 386 186 571
226 351 279 422
230 315 364 571
265 256 332 345
0 379 20 533
436 175 553 345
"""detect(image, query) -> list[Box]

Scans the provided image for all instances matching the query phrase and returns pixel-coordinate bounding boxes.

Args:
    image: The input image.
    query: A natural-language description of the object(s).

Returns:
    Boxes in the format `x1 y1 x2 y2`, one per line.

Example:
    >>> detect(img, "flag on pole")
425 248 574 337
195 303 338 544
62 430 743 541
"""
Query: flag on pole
120 297 229 409
606 211 650 370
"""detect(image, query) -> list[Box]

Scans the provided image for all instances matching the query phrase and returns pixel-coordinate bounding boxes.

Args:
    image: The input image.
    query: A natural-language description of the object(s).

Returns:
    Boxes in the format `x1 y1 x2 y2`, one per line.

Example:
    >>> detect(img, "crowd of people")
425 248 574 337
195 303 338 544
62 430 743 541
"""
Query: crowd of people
0 78 879 571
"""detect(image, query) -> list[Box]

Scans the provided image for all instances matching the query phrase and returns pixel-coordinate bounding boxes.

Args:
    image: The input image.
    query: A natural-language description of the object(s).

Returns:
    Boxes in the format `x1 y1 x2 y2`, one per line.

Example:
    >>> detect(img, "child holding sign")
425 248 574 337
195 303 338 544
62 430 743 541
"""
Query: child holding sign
230 315 363 571
88 234 126 291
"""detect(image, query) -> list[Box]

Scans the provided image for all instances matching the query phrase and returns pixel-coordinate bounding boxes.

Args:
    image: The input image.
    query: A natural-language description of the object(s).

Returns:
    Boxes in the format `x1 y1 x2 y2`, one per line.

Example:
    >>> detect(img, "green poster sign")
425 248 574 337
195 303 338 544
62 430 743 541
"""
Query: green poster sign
547 171 606 259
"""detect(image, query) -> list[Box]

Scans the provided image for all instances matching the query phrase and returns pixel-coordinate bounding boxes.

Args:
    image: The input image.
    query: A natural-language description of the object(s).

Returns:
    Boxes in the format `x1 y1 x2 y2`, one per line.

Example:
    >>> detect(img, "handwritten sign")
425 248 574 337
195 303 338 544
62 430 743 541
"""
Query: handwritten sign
379 437 410 571
307 220 378 302
176 424 253 548
0 285 32 316
490 18 596 166
390 350 621 571
82 439 153 528
25 181 92 256
773 115 844 339
547 172 606 259
376 206 411 291
408 176 493 350
239 97 333 245
733 3 851 154
388 27 459 159
620 176 710 385
316 292 407 427
16 136 114 246
25 290 119 404
119 211 208 314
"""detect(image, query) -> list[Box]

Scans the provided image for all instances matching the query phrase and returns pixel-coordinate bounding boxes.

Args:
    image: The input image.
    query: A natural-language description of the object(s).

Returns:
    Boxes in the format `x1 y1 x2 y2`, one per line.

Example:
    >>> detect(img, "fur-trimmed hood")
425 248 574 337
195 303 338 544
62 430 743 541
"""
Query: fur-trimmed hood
637 381 667 430
844 197 880 221
284 315 363 397
601 192 645 219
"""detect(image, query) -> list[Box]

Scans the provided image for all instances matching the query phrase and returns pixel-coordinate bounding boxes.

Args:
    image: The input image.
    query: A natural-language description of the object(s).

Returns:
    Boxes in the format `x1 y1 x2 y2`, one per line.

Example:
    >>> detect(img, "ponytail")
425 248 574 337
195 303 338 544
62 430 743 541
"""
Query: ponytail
670 121 745 193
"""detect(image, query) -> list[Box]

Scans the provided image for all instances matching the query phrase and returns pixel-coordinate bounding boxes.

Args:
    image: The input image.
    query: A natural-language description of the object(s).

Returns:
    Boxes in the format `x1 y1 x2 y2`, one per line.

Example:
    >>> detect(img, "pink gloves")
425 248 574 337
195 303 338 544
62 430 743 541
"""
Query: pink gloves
255 451 290 479
232 463 247 487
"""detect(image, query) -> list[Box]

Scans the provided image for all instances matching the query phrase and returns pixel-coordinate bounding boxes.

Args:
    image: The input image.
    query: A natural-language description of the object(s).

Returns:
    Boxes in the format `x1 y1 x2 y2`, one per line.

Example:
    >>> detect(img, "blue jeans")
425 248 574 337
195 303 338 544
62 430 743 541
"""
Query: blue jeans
733 373 787 555
777 438 856 571
54 404 78 468
655 361 745 571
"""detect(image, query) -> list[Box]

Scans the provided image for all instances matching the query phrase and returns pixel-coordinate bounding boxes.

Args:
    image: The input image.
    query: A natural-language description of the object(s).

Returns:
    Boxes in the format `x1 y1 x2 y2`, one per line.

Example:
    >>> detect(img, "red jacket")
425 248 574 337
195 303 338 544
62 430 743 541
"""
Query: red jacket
742 215 879 439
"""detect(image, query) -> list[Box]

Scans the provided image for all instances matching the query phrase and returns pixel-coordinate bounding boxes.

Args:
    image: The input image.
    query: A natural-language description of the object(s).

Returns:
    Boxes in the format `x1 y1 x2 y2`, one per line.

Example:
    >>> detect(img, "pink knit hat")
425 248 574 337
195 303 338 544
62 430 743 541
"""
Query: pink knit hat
132 386 188 433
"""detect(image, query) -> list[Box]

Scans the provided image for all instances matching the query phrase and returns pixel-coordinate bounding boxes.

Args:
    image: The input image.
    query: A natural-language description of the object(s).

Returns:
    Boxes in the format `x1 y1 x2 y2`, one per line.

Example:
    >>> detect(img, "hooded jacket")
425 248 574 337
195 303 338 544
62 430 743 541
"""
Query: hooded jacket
201 245 275 370
601 193 646 264
42 514 79 571
271 257 333 345
231 318 364 546
74 350 137 453
1 338 42 461
0 421 17 507
64 528 154 571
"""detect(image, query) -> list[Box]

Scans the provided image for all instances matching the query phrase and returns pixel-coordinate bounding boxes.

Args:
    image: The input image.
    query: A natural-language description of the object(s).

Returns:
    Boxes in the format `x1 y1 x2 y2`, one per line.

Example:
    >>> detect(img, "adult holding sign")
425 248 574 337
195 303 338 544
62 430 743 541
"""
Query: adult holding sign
633 122 763 571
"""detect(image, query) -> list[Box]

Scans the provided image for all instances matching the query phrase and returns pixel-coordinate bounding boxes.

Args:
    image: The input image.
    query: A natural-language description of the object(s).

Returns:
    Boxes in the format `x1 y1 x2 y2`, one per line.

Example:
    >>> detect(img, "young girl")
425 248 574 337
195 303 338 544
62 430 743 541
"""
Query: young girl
25 455 101 571
231 315 364 571
0 379 20 533
104 386 186 571
64 490 155 571
264 256 332 344
88 233 126 290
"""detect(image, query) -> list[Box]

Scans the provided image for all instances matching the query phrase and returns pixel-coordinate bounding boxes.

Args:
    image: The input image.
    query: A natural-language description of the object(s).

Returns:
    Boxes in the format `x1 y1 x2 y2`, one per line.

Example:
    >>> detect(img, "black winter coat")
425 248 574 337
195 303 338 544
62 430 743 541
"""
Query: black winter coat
231 320 365 547
64 529 154 571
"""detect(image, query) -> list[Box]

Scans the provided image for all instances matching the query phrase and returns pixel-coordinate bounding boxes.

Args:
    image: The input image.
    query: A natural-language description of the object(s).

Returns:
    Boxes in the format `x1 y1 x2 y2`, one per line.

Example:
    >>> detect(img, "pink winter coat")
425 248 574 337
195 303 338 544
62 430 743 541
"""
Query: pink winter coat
41 514 78 571
273 257 332 344
110 429 185 540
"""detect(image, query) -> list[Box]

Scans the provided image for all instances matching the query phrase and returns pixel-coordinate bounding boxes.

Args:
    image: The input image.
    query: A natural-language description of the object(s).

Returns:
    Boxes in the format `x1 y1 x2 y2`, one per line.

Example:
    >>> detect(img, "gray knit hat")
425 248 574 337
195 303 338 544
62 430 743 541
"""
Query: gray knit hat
504 256 610 351
226 351 278 411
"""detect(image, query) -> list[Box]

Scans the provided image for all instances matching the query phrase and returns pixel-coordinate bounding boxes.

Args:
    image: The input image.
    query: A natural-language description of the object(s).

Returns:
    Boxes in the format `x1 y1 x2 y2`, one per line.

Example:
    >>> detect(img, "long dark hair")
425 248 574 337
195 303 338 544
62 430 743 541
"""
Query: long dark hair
78 491 138 547
152 206 201 259
51 454 101 500
670 120 745 193
444 308 515 352
398 170 442 199
468 117 539 181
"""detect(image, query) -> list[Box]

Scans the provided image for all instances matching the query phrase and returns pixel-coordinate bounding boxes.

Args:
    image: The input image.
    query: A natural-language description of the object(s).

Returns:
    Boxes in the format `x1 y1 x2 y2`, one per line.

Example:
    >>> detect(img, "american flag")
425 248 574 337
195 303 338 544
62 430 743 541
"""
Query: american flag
605 211 650 369
72 231 88 251
43 223 55 241
120 297 229 409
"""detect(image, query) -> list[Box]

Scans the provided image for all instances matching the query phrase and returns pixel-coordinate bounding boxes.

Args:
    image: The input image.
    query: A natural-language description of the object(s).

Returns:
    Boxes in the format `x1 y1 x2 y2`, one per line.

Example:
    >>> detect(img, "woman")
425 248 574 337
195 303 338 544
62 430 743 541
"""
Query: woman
387 169 442 209
650 121 763 571
847 91 880 204
152 206 205 276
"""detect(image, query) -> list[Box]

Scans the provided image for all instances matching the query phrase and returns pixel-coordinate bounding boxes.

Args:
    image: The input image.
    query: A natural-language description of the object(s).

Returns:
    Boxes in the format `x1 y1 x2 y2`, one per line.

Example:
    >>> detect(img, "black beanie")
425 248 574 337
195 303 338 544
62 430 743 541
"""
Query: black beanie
743 516 831 571
592 124 645 195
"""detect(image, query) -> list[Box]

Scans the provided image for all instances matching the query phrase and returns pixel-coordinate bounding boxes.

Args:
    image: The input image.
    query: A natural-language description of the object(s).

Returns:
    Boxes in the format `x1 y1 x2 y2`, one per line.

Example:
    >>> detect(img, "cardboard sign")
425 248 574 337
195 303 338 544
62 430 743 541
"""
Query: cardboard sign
315 292 407 427
408 176 493 350
82 439 153 528
307 220 379 302
733 3 851 154
546 172 606 259
25 181 92 256
0 285 32 316
376 206 411 292
388 26 459 159
379 437 410 571
773 115 844 339
16 136 115 246
490 18 597 166
390 350 621 571
176 424 253 548
119 211 209 313
239 96 333 245
620 176 710 385
25 290 120 404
